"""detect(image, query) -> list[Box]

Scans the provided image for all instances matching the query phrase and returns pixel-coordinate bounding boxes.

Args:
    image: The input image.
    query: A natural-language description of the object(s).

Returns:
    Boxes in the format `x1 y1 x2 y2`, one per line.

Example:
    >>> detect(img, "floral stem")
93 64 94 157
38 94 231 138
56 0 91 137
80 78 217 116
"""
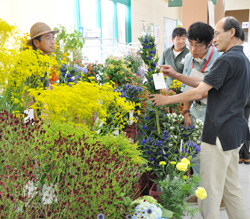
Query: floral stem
155 106 160 135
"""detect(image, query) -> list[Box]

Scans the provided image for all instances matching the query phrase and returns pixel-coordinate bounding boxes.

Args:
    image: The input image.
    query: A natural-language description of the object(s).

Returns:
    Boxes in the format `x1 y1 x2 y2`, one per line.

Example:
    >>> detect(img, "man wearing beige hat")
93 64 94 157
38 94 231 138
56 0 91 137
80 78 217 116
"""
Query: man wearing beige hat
28 22 59 54
24 22 59 119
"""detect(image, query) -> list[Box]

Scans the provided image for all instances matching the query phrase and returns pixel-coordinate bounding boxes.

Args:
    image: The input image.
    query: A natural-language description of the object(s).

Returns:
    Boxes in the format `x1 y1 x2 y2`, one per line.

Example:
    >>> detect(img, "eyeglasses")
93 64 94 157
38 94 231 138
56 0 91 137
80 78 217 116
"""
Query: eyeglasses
42 36 56 42
188 42 205 49
214 31 226 37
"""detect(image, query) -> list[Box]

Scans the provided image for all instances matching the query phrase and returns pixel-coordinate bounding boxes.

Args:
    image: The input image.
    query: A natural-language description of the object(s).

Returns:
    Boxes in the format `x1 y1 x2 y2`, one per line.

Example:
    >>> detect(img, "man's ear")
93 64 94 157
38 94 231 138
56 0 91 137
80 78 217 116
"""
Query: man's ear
33 39 40 49
229 28 236 38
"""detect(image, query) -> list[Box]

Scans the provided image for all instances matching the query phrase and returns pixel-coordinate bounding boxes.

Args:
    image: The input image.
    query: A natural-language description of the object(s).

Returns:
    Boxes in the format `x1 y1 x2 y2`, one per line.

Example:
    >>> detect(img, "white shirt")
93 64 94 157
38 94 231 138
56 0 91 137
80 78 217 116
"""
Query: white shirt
242 42 250 61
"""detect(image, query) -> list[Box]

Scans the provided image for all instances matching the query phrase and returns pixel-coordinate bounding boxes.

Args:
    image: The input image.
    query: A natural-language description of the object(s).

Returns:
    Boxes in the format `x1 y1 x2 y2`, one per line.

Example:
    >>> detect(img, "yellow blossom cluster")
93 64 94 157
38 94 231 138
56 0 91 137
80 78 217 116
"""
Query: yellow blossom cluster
28 81 136 131
195 187 207 200
176 157 191 172
169 79 182 92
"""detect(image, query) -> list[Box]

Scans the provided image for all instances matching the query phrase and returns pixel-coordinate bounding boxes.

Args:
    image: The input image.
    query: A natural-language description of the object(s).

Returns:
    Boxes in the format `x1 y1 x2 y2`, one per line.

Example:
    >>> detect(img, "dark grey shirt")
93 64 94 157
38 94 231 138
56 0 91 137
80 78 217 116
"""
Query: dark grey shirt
160 45 189 88
202 46 250 151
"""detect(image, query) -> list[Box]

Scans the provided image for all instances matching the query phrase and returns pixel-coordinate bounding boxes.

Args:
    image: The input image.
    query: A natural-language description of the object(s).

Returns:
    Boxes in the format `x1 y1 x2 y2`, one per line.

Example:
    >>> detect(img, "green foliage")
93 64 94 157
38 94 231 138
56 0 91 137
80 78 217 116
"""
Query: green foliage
158 174 200 219
103 56 136 86
54 25 85 63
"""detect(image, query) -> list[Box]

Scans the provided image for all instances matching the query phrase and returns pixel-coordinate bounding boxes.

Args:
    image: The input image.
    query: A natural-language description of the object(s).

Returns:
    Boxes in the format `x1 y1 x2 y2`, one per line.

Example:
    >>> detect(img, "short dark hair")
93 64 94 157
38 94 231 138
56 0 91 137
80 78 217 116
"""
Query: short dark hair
172 27 187 39
223 16 242 39
240 31 245 41
31 35 41 50
187 22 214 47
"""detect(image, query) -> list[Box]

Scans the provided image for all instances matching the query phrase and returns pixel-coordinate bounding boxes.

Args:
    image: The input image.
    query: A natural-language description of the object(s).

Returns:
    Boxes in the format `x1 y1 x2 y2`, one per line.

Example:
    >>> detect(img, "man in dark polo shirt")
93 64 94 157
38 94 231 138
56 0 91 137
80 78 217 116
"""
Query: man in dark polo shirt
151 16 249 219
160 27 189 88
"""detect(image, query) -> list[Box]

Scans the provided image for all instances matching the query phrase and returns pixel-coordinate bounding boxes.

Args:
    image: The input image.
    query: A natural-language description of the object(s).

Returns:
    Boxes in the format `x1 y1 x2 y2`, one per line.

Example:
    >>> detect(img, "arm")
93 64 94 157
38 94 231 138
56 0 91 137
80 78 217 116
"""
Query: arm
151 82 212 106
160 65 203 88
183 102 192 127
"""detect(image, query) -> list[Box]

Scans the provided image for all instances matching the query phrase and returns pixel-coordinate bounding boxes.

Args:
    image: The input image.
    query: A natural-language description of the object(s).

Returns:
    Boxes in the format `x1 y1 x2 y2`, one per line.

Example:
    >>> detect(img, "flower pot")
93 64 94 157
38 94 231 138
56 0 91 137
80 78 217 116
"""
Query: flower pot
149 182 162 202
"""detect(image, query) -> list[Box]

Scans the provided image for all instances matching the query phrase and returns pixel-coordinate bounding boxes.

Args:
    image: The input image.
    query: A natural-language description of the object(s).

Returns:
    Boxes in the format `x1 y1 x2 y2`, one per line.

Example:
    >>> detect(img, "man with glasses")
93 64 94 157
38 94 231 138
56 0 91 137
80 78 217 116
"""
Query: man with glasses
160 24 221 203
28 22 58 55
152 16 249 219
160 27 189 88
24 22 59 118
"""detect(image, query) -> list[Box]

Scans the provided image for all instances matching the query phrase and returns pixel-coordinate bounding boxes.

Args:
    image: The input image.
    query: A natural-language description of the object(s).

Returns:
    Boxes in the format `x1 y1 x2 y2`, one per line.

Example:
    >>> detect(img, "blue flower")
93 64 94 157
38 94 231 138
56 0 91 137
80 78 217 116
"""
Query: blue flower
147 208 152 214
141 139 146 145
143 45 147 49
142 125 148 130
97 214 105 219
67 74 72 78
153 62 156 67
148 44 151 48
144 37 148 43
148 68 151 72
148 56 152 60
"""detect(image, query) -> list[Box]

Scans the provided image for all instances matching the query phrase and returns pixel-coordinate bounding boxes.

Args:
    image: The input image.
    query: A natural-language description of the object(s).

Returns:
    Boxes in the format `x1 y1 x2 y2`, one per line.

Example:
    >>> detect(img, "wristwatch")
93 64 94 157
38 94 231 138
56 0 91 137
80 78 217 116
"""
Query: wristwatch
184 110 190 114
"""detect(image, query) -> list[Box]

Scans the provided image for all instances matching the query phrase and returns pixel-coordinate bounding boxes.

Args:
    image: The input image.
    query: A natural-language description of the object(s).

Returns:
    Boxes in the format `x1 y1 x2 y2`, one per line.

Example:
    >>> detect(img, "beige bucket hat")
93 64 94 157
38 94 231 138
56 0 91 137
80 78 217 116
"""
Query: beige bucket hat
27 22 59 45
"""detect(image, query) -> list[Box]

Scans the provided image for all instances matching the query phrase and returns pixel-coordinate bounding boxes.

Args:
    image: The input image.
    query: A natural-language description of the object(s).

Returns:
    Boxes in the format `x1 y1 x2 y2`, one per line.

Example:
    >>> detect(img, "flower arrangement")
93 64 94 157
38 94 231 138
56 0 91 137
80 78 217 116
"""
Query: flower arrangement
157 157 206 219
0 111 145 218
129 196 173 219
169 79 182 94
138 35 162 134
137 100 202 181
103 56 136 87
28 80 136 133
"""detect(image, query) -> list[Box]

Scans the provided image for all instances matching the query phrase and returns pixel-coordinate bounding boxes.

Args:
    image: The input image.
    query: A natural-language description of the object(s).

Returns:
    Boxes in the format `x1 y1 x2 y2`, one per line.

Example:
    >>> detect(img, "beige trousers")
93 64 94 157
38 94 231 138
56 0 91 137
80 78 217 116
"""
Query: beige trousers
198 138 249 219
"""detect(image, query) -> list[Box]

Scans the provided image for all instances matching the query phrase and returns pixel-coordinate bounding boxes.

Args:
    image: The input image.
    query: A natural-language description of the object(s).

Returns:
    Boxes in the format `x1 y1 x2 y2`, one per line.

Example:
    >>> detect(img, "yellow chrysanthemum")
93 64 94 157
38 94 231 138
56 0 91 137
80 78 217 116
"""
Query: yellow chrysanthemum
195 187 207 200
159 161 166 166
176 162 188 172
181 158 190 166
63 53 67 57
170 161 176 165
183 175 188 180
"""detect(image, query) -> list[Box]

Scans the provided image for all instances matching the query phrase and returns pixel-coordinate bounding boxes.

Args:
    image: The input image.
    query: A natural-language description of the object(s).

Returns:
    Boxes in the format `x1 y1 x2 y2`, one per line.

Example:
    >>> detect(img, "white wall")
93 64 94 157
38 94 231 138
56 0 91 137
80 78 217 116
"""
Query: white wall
225 0 250 11
225 0 250 42
0 0 75 35
131 0 181 57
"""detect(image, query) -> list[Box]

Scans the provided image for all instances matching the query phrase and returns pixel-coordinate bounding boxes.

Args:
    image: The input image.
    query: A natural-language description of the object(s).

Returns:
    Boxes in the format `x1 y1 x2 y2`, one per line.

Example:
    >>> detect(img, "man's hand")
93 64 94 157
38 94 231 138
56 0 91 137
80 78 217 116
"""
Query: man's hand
184 114 192 127
159 65 178 79
150 94 168 106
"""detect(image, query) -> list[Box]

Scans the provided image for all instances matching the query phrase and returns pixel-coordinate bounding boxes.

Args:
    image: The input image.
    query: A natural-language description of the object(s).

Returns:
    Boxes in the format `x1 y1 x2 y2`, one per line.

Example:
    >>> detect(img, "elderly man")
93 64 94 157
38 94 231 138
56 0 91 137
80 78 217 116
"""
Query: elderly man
151 17 250 219
160 27 189 88
28 22 58 54
24 22 59 118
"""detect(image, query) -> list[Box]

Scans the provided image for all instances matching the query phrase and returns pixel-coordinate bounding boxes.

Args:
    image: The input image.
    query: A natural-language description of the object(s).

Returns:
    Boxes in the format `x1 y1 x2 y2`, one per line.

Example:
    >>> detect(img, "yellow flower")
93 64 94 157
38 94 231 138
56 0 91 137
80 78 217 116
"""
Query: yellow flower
159 161 166 166
195 187 207 200
176 162 188 171
170 161 176 165
63 53 67 57
28 46 32 50
55 44 58 49
181 158 190 166
183 175 188 180
63 57 66 61
51 52 55 56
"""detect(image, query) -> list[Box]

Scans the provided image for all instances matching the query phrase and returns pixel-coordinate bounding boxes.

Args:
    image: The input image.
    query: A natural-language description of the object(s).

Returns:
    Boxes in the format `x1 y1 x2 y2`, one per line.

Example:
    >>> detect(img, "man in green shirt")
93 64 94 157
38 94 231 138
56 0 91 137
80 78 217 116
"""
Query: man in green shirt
160 27 189 88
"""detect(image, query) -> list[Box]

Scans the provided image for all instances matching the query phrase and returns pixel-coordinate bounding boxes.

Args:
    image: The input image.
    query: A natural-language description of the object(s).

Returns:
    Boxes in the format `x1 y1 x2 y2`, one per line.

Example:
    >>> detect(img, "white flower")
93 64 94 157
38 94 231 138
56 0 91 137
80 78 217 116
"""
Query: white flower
133 201 163 219
41 184 58 205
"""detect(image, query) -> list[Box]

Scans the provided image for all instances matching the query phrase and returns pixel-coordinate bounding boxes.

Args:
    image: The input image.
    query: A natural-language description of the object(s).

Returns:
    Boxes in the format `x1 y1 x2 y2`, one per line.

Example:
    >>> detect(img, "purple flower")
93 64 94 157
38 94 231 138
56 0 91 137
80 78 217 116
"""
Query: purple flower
97 214 105 219
147 208 152 214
